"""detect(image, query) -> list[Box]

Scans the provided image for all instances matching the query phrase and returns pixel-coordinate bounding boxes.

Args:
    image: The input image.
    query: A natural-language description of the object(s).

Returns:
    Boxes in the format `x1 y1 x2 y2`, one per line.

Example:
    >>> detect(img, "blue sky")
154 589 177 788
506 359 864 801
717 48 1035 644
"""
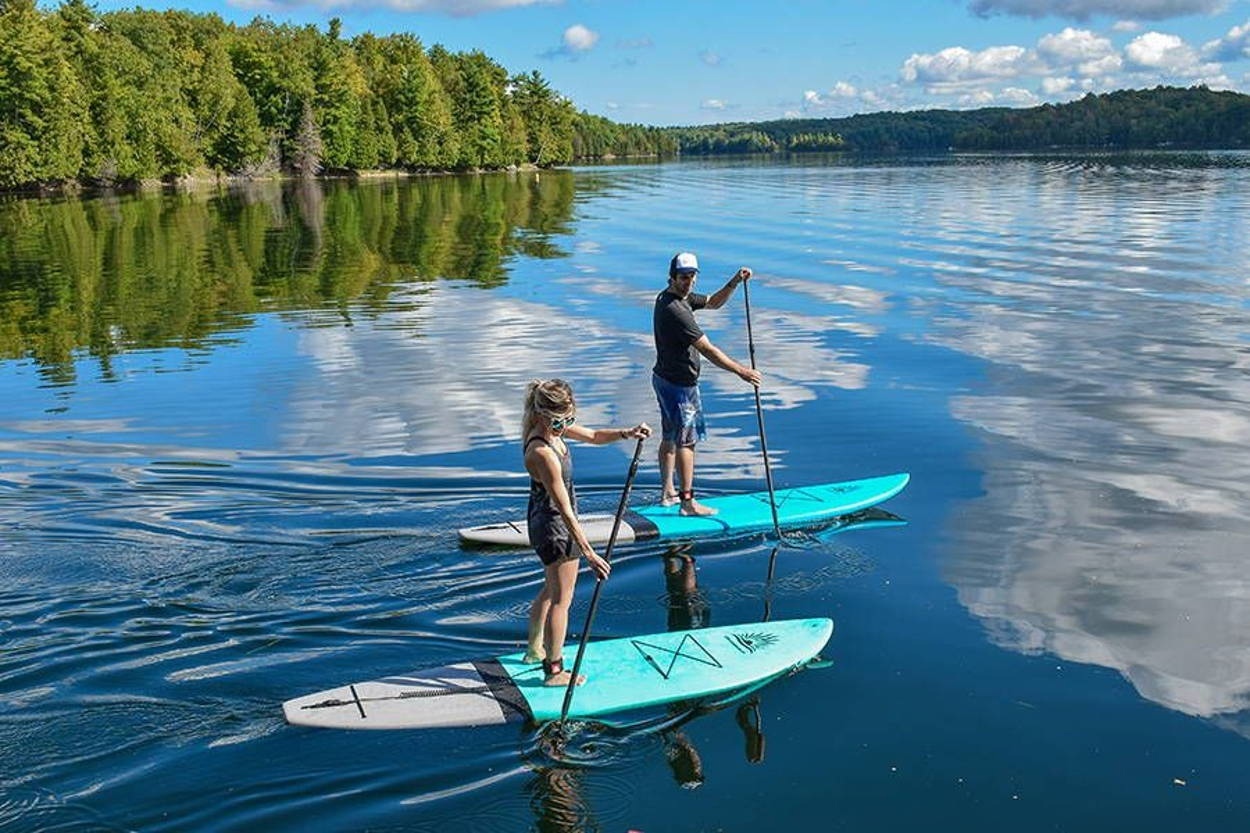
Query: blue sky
94 0 1250 125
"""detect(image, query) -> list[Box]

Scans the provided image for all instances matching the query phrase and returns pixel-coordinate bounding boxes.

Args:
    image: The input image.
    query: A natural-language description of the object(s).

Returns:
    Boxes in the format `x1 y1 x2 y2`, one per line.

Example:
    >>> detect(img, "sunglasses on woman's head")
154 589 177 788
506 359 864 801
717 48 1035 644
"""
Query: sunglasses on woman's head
550 413 576 431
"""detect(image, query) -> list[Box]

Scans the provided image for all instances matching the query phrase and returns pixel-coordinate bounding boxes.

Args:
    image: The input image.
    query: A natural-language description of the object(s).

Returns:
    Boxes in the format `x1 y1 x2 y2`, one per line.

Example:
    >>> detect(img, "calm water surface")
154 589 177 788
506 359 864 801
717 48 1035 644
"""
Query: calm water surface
2 154 1250 831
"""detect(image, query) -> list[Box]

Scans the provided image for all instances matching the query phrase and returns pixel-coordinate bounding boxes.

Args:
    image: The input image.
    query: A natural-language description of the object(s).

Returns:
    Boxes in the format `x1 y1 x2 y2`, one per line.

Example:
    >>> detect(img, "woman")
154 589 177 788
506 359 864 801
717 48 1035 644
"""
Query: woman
522 379 651 686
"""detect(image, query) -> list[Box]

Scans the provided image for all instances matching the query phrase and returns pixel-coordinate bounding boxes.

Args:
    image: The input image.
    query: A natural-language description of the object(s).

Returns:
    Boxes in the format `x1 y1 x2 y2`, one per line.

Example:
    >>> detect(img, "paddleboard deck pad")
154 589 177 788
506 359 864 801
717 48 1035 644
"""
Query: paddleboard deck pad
283 618 832 730
459 472 909 547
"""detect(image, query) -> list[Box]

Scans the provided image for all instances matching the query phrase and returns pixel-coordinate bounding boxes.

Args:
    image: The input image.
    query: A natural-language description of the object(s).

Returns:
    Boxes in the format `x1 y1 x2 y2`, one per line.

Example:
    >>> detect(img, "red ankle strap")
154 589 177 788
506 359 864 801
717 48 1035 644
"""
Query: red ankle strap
679 489 694 500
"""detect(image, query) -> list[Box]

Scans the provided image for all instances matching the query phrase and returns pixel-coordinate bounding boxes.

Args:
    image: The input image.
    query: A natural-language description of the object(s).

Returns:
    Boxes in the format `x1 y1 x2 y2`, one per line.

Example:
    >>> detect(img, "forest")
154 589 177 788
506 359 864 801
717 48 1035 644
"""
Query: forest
670 87 1250 155
0 0 675 190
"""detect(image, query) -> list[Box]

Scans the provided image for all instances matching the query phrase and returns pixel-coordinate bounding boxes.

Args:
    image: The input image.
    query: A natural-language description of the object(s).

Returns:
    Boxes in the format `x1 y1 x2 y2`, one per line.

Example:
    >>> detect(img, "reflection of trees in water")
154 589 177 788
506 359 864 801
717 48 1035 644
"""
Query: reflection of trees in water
0 172 576 381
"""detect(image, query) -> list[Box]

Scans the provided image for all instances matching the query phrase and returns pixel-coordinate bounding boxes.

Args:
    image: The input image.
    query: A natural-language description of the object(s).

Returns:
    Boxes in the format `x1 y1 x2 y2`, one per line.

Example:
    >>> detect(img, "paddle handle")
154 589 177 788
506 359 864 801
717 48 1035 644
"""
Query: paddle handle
558 436 646 725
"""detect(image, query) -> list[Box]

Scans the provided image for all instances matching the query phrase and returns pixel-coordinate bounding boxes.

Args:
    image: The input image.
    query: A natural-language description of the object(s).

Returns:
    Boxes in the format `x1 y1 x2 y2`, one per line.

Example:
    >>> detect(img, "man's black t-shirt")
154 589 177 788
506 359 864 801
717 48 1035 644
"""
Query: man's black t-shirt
653 289 708 386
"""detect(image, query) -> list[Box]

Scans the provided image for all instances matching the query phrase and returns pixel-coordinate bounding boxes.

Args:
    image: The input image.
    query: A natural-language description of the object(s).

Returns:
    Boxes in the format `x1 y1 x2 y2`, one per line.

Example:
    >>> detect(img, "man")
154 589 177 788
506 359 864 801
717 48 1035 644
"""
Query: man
652 251 762 516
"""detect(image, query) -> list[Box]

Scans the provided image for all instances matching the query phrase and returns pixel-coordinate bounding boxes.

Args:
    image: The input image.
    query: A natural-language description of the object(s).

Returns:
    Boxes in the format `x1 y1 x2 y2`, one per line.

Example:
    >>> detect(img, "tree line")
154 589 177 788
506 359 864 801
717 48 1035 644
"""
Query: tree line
668 87 1250 155
0 0 676 191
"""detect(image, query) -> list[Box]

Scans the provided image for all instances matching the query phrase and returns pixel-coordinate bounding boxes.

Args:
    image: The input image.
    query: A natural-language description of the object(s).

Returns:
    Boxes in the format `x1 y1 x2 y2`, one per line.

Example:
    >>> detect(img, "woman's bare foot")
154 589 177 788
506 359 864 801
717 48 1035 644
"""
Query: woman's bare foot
523 649 546 664
680 499 718 517
542 658 585 686
660 490 680 507
543 670 587 687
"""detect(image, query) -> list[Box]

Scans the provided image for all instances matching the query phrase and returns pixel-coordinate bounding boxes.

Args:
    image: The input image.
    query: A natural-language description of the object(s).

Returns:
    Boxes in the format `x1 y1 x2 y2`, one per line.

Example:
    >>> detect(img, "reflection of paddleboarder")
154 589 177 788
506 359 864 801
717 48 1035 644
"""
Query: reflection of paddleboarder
663 546 711 632
658 545 708 787
522 379 651 687
664 544 766 768
526 734 595 833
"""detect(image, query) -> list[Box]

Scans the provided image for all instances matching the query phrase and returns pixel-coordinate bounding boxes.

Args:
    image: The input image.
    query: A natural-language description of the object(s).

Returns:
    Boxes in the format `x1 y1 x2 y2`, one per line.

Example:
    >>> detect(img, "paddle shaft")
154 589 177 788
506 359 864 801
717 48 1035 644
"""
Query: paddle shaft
558 436 646 725
742 277 782 539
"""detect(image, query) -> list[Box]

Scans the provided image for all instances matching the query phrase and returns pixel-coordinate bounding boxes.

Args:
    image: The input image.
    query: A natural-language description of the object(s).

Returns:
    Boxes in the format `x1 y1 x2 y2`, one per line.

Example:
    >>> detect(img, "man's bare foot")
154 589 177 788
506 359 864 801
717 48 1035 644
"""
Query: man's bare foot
680 499 718 517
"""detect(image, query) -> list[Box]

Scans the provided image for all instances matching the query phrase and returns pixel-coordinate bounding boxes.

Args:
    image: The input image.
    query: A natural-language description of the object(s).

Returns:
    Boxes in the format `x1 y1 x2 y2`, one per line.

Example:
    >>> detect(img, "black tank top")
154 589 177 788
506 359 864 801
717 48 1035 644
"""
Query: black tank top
525 436 576 517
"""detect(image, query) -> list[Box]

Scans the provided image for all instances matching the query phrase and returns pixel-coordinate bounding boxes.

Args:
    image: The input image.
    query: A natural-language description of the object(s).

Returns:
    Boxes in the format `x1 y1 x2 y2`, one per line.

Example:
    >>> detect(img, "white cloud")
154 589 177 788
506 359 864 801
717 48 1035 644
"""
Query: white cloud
999 86 1042 104
956 86 1040 106
858 87 901 109
700 50 722 67
901 45 1038 88
1037 27 1123 75
701 98 727 110
1042 75 1077 93
1123 29 1225 79
1126 30 1192 67
967 0 1228 21
562 23 599 53
830 81 860 98
798 15 1242 120
891 24 1232 112
1202 19 1250 61
961 89 999 106
1113 19 1143 31
803 82 860 107
800 81 906 115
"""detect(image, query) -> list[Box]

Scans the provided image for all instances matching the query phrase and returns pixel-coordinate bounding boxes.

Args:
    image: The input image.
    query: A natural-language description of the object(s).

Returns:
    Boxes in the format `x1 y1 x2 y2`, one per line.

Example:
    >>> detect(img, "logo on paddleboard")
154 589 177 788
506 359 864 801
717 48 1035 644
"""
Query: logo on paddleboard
725 632 779 654
632 634 722 679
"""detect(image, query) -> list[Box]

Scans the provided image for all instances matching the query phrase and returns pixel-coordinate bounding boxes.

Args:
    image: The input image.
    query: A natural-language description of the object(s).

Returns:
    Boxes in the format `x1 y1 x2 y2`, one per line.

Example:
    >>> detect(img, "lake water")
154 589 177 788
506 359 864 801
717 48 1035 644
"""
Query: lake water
2 153 1250 831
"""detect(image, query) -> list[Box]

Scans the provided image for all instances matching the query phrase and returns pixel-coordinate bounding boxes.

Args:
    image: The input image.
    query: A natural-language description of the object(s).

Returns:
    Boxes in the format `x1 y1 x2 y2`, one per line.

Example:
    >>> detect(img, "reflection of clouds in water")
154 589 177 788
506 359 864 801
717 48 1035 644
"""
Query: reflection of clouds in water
701 310 869 400
286 278 871 482
945 369 1250 720
923 162 1250 723
290 284 646 460
951 465 1250 719
821 259 896 277
765 274 887 337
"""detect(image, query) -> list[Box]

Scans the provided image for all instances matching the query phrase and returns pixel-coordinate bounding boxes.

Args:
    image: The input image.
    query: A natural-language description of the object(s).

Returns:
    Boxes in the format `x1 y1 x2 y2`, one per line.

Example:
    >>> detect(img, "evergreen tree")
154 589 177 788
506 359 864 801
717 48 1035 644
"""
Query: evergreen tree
0 0 85 187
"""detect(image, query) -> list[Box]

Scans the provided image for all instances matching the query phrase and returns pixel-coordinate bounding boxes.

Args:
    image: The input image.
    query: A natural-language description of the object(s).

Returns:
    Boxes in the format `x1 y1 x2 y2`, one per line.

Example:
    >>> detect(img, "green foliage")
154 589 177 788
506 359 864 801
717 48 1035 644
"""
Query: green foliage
954 87 1250 150
786 132 845 152
512 71 575 165
668 87 1250 155
1 4 654 189
0 0 86 187
571 112 677 159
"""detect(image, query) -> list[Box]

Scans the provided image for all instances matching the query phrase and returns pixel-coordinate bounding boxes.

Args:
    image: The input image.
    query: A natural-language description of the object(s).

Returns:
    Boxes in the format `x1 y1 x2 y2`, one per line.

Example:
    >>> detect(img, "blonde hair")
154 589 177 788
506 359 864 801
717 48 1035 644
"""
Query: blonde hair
523 378 576 436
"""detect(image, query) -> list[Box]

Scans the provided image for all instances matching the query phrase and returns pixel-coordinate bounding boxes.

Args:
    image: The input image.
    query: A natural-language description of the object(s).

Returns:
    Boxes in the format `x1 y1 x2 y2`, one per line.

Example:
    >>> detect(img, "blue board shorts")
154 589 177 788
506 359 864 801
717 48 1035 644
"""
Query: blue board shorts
652 372 706 447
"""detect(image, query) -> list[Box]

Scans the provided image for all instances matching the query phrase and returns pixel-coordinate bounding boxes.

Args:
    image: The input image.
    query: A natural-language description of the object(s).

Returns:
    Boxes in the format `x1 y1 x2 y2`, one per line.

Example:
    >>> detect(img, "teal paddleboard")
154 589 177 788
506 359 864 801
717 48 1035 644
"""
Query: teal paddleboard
459 472 910 547
283 618 832 730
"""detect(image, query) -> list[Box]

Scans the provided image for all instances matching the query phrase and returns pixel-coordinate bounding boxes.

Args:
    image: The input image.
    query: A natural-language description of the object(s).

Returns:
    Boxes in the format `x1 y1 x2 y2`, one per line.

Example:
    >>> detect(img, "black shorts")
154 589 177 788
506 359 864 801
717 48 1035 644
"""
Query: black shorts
529 513 578 566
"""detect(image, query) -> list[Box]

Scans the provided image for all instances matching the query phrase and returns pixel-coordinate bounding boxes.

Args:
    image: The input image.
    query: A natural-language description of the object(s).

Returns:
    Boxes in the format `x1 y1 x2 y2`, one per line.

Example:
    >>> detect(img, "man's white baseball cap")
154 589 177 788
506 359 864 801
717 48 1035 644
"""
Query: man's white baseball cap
670 252 699 275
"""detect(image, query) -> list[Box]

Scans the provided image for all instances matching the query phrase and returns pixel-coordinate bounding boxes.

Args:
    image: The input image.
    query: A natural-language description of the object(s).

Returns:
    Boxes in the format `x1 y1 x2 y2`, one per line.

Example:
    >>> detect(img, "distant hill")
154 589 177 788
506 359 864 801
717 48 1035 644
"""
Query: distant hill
666 87 1250 154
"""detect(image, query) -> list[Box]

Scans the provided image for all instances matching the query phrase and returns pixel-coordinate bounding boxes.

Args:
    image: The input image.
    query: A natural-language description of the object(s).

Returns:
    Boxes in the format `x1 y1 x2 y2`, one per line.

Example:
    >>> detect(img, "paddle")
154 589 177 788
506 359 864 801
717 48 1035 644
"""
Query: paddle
742 274 782 540
558 435 646 726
